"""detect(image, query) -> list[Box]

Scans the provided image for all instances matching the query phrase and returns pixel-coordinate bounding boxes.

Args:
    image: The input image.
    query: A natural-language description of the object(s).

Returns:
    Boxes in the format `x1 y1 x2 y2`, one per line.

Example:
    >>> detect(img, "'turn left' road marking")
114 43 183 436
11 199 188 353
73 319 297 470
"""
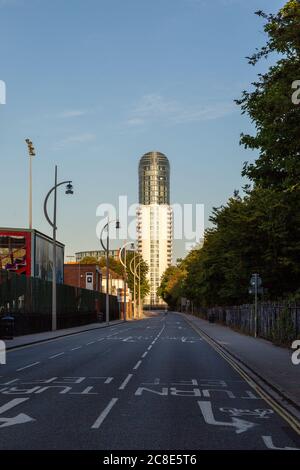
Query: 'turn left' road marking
16 362 40 372
0 398 35 429
91 398 118 429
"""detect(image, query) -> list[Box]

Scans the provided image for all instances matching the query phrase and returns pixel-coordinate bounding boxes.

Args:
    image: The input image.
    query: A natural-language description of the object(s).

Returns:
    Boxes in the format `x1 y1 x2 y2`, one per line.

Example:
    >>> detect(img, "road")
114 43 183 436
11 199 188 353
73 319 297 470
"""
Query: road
0 311 299 450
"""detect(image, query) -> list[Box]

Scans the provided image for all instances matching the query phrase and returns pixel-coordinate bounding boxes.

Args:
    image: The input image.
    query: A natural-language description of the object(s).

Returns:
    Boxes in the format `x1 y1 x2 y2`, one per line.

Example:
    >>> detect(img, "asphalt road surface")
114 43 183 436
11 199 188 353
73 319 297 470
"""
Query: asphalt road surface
0 311 299 450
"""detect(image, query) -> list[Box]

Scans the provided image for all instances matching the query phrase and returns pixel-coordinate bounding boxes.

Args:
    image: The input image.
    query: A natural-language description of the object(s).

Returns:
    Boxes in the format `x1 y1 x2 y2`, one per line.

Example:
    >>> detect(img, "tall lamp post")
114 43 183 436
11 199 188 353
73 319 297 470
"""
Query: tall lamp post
130 253 143 319
136 260 142 318
100 219 120 325
25 139 36 229
44 165 74 331
119 241 135 322
129 253 138 319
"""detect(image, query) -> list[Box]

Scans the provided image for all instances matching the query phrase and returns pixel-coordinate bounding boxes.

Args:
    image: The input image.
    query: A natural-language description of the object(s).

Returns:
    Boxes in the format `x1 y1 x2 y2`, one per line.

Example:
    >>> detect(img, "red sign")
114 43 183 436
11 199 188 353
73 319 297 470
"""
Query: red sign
0 231 31 276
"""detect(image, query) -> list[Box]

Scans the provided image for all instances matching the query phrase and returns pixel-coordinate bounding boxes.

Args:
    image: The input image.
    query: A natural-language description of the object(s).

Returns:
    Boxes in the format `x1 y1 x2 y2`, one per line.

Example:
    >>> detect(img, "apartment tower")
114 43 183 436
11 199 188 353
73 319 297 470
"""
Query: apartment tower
137 151 172 305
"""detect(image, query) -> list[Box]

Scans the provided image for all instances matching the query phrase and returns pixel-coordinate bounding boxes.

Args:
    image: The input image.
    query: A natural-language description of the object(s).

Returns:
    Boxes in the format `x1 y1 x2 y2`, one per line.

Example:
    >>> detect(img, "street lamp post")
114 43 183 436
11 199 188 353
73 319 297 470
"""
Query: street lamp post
138 260 141 318
44 165 73 331
129 253 138 318
100 219 120 325
130 254 143 319
25 139 36 229
119 241 135 322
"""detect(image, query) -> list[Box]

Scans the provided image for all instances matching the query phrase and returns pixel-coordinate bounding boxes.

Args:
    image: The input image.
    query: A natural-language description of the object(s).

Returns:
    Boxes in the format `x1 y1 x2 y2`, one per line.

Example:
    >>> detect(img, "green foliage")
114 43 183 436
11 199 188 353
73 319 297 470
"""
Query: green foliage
125 252 150 301
79 256 98 264
98 256 123 276
158 2 300 310
236 1 300 190
157 265 186 308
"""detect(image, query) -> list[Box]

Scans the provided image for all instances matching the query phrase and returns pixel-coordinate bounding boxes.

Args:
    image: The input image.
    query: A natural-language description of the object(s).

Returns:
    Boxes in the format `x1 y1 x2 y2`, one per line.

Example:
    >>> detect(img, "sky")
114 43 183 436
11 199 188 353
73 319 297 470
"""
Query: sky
0 0 285 260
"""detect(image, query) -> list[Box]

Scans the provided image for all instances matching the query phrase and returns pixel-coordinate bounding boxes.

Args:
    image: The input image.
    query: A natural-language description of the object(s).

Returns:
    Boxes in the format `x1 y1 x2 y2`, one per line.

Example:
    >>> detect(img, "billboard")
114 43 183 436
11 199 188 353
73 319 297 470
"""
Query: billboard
0 231 31 276
0 229 64 283
34 232 64 283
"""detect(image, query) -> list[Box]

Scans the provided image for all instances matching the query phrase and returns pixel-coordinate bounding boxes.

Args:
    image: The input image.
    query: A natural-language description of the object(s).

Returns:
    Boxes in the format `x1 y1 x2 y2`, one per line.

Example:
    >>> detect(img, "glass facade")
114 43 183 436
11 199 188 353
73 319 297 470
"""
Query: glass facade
139 151 170 205
138 152 172 305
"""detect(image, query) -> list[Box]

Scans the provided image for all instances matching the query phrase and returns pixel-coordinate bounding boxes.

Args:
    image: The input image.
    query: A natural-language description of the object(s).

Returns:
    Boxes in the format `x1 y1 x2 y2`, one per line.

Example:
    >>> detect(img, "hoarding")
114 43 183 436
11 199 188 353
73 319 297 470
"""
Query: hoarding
0 231 31 276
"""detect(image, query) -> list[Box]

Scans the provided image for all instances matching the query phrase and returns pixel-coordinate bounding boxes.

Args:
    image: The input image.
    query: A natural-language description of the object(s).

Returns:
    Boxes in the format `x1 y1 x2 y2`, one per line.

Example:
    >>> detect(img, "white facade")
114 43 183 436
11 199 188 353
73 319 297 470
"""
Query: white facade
137 204 172 305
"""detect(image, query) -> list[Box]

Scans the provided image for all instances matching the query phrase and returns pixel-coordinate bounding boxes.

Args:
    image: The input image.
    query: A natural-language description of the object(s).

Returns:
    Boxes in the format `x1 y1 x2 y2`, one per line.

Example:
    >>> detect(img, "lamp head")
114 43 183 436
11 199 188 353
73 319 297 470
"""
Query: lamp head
66 182 74 195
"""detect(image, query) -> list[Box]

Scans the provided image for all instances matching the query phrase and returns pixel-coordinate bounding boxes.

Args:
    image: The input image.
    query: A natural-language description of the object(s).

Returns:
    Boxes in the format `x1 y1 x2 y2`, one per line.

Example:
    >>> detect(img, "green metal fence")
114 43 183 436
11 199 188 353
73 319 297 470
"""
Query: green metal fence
0 270 121 336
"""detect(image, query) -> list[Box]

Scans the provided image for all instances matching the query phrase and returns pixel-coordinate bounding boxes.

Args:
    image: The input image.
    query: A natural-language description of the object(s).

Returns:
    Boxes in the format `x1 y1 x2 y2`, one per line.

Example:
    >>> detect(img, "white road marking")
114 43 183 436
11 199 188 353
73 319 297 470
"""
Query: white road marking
262 435 300 450
141 352 148 358
49 352 65 359
119 374 133 390
0 398 35 428
16 362 40 372
97 338 104 342
133 360 142 370
86 341 95 345
71 347 82 351
91 398 118 429
147 345 152 351
2 379 19 385
198 401 256 434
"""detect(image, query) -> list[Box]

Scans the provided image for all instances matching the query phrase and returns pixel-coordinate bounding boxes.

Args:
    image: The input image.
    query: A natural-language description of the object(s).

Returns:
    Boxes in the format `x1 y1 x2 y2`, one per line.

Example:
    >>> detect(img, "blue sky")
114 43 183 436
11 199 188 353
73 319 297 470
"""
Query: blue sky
0 0 285 259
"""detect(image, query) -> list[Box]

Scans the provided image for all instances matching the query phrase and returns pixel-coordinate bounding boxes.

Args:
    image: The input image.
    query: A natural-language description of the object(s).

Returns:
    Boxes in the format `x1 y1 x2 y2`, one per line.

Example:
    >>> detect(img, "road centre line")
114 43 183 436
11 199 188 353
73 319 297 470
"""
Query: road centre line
133 360 142 370
71 346 82 351
16 362 40 372
119 374 133 390
86 341 95 345
142 352 148 358
49 352 65 359
91 398 119 429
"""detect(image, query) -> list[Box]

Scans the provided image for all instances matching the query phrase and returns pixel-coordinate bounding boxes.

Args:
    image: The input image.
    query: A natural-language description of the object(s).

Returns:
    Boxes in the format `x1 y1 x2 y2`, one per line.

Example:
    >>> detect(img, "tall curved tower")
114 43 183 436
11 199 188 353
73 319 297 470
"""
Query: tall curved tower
139 151 170 205
137 151 173 306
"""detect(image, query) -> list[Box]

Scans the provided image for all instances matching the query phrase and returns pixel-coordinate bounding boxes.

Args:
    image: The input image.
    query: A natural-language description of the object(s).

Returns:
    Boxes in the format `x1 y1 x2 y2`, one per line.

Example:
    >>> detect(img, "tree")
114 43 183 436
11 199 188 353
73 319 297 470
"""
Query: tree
157 265 186 309
236 1 300 190
125 252 150 301
79 256 98 264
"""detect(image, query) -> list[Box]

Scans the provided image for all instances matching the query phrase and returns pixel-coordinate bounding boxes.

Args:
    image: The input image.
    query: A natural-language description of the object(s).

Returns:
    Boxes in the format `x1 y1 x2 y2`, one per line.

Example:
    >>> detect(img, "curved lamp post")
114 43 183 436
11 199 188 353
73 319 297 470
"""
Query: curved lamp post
129 253 142 319
119 241 135 321
100 219 120 325
43 165 73 331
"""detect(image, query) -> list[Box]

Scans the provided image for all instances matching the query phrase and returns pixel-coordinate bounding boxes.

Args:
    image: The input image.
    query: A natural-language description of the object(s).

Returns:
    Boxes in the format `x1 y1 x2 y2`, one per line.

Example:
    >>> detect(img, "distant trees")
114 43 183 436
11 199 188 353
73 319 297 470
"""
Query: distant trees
158 1 300 309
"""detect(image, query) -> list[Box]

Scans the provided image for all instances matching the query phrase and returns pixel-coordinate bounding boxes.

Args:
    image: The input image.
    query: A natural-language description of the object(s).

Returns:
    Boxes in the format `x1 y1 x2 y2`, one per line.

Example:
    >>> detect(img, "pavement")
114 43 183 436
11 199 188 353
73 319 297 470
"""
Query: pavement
0 311 299 450
4 319 126 350
180 312 300 408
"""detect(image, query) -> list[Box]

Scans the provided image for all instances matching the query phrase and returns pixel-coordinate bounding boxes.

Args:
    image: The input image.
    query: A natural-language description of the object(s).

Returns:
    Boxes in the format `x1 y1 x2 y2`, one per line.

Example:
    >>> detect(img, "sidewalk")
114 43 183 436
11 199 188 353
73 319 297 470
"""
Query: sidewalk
4 319 126 350
180 312 300 408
